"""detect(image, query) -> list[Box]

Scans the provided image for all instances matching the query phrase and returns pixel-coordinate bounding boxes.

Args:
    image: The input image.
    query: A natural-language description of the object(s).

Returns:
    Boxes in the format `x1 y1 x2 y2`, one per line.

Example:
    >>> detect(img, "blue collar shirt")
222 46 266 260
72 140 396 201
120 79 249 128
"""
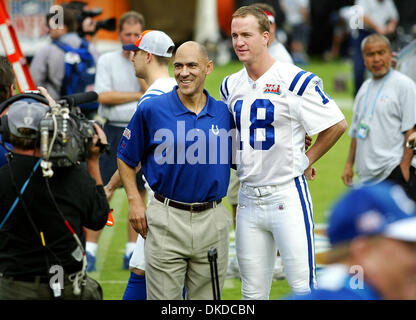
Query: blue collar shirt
117 87 236 203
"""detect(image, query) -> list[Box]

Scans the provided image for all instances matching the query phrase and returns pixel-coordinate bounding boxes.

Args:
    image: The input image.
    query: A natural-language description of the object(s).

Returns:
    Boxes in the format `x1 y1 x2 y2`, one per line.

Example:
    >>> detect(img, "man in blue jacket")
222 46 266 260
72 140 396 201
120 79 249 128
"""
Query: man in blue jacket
292 182 416 300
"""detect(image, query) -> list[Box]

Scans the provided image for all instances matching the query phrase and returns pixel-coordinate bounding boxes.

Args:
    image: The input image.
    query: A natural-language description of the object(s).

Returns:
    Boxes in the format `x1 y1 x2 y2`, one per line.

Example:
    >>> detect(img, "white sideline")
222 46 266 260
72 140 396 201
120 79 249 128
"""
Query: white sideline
94 189 127 281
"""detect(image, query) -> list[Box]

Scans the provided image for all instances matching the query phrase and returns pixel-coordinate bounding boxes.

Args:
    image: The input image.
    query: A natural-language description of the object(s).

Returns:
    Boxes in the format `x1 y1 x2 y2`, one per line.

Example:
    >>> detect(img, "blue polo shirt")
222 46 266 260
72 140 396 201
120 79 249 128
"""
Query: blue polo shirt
117 87 235 203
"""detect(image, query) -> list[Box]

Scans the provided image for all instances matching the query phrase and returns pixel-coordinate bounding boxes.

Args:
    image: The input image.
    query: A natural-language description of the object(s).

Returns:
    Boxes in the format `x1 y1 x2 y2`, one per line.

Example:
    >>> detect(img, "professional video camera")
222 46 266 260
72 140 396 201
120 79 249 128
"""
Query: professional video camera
62 1 116 37
0 91 106 177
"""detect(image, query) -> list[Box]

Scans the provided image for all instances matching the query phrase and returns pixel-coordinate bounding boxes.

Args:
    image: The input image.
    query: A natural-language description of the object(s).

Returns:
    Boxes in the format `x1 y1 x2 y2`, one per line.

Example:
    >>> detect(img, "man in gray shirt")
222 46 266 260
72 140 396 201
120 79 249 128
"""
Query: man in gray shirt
30 7 99 119
30 7 99 100
342 34 416 200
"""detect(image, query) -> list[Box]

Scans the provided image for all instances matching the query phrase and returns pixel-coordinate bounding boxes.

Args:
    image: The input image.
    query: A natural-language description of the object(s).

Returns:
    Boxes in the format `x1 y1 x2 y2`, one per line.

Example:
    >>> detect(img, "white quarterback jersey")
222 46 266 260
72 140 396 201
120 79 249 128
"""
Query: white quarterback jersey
220 61 345 186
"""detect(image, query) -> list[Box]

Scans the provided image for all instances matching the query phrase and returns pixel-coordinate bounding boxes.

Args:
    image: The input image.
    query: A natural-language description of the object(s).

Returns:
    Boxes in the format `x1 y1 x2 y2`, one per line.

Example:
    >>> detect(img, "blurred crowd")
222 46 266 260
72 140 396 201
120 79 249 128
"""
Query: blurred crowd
235 0 416 60
233 0 416 94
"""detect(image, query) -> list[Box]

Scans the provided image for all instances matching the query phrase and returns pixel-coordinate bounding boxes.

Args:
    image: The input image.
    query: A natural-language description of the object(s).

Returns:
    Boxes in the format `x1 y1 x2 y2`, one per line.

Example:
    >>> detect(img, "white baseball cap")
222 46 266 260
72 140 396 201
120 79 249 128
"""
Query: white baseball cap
122 30 175 58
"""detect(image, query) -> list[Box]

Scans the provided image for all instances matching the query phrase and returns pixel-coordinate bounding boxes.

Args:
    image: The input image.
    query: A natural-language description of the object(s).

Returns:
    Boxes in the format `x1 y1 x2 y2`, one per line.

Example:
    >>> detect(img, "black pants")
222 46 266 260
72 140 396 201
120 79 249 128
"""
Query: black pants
385 165 416 202
0 274 102 300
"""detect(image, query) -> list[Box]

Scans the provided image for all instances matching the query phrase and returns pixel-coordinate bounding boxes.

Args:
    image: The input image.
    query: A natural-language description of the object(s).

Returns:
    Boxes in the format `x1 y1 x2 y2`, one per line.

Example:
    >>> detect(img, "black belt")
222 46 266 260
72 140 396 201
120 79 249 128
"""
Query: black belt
154 193 221 212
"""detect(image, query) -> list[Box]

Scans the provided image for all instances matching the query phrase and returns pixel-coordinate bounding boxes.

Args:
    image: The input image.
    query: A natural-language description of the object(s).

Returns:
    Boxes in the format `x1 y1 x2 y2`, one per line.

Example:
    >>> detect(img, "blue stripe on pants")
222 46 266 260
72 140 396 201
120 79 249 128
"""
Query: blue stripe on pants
302 175 316 286
294 176 316 290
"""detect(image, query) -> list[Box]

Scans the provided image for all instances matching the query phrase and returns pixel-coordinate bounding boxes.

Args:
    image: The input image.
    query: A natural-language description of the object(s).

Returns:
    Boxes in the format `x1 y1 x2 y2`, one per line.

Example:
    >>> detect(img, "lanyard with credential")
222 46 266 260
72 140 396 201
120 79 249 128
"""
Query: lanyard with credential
361 68 392 122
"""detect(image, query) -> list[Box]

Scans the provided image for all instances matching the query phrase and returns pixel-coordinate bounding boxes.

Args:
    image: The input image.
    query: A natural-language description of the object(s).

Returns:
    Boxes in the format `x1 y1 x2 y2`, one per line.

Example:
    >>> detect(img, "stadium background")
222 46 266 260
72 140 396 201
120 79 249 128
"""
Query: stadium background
1 0 414 299
8 0 416 58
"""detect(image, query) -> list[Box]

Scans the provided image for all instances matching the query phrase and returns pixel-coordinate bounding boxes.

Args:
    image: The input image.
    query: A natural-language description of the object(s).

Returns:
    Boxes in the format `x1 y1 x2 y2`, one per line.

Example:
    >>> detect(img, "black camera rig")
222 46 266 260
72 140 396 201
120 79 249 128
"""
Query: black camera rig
0 91 106 177
62 1 116 37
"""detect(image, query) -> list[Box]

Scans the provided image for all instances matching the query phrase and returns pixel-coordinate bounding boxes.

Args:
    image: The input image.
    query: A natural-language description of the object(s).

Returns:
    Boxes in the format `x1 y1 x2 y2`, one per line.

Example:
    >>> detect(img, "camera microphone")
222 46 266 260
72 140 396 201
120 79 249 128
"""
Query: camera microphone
59 91 98 108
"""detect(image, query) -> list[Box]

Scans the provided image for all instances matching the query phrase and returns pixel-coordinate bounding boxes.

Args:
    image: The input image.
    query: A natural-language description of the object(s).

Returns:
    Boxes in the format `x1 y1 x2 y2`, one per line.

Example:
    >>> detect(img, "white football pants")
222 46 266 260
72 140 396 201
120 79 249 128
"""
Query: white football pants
236 175 317 299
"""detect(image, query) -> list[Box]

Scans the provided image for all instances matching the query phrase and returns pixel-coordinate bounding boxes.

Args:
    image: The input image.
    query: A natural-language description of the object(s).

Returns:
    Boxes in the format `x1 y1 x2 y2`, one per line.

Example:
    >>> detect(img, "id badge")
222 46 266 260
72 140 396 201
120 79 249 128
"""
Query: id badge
357 123 369 139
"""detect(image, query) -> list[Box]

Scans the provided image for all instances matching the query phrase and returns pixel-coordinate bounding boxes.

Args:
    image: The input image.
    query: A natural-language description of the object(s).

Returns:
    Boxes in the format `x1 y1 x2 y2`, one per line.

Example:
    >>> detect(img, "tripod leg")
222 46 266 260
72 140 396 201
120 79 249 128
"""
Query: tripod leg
213 255 221 300
208 247 220 300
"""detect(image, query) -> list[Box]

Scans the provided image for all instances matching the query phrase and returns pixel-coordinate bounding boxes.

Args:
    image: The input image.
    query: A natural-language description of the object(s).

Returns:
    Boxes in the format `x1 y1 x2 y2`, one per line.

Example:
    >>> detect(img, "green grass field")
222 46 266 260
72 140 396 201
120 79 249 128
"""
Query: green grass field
89 58 355 300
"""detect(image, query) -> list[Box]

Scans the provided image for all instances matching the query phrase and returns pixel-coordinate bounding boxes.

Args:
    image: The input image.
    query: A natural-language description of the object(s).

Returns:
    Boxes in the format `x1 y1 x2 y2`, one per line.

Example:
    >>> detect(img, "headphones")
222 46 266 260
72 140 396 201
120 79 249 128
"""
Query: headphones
0 92 50 144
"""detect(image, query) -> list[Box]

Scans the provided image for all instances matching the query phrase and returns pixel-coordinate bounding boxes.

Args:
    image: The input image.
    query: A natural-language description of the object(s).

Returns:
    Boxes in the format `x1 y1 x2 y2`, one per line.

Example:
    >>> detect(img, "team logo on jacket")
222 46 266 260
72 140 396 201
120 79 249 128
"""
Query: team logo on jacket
264 84 281 95
123 128 131 140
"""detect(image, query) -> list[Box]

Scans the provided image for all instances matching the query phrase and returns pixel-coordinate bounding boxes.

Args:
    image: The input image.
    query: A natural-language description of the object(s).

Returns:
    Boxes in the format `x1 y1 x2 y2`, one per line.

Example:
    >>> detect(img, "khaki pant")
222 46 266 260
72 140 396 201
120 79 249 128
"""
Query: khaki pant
145 198 232 300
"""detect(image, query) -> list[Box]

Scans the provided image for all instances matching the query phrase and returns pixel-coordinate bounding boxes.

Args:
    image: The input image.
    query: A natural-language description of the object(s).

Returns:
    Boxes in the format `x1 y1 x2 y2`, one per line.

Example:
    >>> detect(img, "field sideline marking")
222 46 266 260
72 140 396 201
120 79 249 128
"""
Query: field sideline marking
99 280 129 284
95 189 127 281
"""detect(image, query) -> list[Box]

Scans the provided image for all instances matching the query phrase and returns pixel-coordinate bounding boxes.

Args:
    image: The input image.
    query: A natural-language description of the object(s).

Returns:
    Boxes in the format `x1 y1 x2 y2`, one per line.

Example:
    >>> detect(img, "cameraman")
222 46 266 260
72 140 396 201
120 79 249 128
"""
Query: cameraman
0 98 110 299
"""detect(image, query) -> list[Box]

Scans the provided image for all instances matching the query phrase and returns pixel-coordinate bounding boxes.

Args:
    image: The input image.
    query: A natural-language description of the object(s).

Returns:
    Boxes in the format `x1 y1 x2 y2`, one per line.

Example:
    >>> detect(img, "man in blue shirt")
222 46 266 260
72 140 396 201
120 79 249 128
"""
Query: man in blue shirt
117 41 235 300
291 182 416 300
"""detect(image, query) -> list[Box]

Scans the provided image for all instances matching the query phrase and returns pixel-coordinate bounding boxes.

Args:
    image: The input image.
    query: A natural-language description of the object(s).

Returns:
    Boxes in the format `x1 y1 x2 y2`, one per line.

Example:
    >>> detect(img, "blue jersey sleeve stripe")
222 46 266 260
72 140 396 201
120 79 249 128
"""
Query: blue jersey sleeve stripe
137 94 159 107
297 73 316 96
224 76 230 97
147 89 166 95
142 93 161 100
289 70 307 92
220 81 227 101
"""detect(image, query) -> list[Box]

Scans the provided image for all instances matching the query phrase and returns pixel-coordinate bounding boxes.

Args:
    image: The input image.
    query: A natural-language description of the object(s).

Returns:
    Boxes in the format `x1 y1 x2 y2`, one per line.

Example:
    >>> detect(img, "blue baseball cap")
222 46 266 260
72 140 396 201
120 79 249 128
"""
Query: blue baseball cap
328 182 416 245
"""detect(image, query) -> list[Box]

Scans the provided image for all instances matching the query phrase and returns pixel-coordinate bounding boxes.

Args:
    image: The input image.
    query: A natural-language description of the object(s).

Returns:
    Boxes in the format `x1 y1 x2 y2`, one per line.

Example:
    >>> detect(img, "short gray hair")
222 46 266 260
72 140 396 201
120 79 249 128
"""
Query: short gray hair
361 33 391 52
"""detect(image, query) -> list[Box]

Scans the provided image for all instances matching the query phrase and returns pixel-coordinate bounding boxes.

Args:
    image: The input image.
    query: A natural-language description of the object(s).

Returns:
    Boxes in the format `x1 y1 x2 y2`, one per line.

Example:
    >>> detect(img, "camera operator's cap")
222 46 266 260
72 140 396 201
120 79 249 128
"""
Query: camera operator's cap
122 30 175 57
7 98 48 139
328 182 416 245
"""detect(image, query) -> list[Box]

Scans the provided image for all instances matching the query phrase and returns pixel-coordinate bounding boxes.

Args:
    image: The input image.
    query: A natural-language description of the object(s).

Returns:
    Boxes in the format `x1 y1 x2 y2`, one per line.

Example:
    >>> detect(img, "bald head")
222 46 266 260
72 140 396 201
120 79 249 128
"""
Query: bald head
176 41 209 62
173 41 213 99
